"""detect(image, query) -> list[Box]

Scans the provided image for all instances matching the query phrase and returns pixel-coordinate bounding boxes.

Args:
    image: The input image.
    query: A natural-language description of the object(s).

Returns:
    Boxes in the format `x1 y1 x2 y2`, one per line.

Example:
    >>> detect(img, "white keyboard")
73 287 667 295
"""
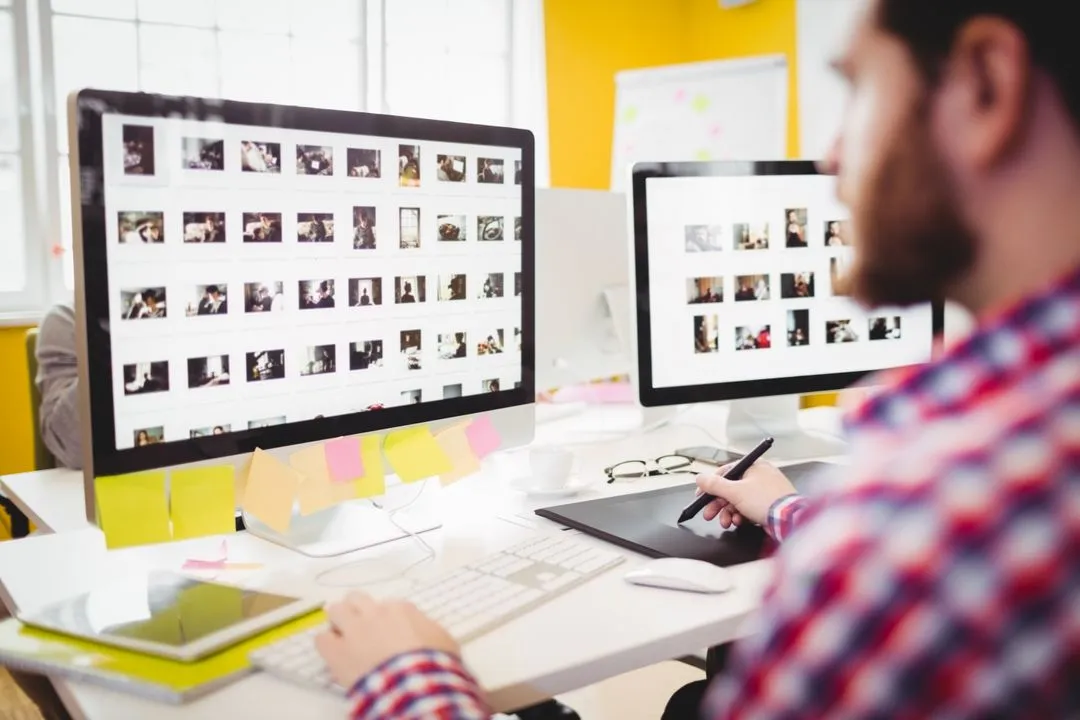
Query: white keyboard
250 534 625 694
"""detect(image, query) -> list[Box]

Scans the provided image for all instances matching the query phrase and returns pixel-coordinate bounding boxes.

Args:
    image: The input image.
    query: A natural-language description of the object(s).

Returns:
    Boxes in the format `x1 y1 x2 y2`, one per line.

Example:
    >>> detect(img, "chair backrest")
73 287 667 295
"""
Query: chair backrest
25 328 56 471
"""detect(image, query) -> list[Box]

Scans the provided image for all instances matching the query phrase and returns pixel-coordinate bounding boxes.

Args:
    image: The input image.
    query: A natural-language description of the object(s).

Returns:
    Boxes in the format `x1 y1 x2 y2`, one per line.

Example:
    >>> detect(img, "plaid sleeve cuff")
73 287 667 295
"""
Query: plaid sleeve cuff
349 649 490 720
765 494 807 543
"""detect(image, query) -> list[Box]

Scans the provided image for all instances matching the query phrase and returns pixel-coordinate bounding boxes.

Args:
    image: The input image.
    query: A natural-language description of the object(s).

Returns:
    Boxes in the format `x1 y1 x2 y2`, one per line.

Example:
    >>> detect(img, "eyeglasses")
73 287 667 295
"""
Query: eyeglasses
604 454 694 483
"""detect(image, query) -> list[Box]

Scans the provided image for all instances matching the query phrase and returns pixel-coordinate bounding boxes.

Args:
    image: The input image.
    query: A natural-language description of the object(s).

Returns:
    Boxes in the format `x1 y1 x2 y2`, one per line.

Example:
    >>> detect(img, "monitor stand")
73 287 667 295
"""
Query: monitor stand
724 396 846 460
243 488 442 558
639 396 846 461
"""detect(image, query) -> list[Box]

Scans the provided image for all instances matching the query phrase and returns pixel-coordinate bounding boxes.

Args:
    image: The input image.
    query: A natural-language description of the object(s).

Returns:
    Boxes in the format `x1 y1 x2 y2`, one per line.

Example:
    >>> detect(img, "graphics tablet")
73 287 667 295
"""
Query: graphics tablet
18 572 321 661
536 461 833 567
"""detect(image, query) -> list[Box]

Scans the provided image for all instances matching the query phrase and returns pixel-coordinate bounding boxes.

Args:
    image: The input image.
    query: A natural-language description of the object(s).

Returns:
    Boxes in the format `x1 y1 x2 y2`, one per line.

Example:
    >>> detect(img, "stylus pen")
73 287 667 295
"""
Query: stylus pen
676 437 775 524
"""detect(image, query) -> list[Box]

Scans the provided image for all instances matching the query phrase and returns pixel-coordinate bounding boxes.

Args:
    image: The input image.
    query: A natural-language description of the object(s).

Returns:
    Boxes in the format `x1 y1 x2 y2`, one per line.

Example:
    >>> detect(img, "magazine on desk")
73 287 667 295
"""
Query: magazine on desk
0 610 325 704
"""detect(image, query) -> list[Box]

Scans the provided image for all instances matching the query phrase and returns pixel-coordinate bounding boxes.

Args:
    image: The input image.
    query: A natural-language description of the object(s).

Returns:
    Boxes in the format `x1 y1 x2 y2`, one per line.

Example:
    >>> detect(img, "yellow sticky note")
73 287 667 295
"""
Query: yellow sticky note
384 426 453 483
95 472 171 549
241 449 300 533
169 466 236 540
435 425 481 486
328 435 386 502
289 445 335 516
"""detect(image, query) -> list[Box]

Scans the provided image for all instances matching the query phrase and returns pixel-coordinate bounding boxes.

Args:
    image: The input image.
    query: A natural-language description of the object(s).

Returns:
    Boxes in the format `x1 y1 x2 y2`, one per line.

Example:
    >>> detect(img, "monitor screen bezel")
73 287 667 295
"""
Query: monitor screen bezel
630 159 945 408
74 89 535 477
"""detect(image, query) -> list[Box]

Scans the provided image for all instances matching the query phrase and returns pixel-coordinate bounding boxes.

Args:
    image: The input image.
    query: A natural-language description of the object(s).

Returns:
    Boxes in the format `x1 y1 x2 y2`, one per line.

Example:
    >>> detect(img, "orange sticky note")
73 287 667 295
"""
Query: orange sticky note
435 425 481 486
241 449 300 533
289 445 335 516
95 471 171 549
329 435 386 501
384 426 453 483
169 466 236 540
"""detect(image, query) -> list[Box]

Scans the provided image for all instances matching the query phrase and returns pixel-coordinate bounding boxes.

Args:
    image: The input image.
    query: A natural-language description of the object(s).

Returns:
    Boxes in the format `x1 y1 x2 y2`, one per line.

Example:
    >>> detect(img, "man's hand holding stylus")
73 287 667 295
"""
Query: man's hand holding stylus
695 461 797 528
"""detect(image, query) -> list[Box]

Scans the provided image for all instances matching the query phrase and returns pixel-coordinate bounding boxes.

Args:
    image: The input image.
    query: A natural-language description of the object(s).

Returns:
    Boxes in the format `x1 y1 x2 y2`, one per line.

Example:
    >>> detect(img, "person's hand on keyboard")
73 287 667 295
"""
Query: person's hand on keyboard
315 592 460 690
695 461 797 528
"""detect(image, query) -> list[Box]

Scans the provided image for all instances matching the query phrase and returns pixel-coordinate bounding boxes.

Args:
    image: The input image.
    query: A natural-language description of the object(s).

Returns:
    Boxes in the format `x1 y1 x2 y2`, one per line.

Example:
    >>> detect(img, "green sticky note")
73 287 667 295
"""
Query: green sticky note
621 106 638 123
694 149 712 161
384 427 454 483
170 466 236 540
692 95 710 113
95 472 171 549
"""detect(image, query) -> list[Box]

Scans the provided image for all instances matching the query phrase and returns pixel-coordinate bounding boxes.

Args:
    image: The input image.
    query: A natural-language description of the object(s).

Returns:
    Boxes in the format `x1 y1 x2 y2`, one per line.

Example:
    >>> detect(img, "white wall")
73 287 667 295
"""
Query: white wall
796 0 975 345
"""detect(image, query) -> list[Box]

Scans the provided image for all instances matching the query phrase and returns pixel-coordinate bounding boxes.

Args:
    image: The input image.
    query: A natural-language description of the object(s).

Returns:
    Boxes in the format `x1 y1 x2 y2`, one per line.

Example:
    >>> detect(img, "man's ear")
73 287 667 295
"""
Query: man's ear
942 17 1031 169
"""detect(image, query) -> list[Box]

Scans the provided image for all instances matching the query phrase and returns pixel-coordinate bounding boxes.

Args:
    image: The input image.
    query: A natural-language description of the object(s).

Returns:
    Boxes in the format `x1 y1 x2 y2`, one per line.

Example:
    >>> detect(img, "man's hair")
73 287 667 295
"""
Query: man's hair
206 284 219 294
879 2 1080 126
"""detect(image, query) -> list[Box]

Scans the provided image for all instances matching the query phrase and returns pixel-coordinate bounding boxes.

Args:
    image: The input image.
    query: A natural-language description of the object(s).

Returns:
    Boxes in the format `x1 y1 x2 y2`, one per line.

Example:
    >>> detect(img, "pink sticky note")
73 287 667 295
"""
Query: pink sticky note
182 559 227 570
674 88 687 102
464 416 501 459
324 437 365 483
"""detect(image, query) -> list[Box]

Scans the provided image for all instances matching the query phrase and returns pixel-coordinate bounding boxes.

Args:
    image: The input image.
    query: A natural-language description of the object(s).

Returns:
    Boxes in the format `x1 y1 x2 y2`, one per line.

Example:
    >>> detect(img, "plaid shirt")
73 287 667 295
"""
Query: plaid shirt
349 270 1080 719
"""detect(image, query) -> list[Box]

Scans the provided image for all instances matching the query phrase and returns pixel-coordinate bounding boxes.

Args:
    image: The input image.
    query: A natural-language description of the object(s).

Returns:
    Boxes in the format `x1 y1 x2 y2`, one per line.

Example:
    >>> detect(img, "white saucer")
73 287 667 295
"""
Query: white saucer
512 477 587 499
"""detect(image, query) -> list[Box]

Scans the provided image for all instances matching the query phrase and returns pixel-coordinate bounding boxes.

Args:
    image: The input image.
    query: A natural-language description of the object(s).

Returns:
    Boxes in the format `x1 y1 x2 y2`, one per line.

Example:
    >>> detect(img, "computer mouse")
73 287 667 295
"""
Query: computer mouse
623 558 734 594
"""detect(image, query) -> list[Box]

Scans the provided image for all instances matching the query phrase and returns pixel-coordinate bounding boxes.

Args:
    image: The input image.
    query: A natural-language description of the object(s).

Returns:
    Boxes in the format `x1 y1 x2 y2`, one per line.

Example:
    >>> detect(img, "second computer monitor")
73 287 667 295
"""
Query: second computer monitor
631 160 943 408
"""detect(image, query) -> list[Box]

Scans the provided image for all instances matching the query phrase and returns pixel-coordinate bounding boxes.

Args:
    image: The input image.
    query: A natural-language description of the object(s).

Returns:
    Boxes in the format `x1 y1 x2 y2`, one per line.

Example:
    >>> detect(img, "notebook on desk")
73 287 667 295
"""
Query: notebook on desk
0 610 325 704
535 462 833 567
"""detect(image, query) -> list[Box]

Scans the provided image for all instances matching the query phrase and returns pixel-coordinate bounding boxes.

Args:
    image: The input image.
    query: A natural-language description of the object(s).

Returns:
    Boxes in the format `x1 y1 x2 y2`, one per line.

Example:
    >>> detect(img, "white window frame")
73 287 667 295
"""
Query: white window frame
4 0 549 325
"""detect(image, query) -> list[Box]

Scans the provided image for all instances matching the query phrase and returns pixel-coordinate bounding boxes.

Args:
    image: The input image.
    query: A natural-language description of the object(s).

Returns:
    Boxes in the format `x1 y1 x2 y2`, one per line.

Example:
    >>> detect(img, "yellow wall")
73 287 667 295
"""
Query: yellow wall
0 327 34 475
545 0 799 189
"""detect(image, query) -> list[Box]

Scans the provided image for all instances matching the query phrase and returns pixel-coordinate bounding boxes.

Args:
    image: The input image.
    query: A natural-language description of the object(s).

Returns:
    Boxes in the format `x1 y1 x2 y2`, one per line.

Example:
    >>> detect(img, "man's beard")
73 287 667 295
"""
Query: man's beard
840 98 977 307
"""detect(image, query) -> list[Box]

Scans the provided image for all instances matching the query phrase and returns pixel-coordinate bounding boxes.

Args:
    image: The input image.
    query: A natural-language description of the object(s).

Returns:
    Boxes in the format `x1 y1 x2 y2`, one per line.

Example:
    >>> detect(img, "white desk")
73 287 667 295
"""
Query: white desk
0 468 89 534
0 404 845 718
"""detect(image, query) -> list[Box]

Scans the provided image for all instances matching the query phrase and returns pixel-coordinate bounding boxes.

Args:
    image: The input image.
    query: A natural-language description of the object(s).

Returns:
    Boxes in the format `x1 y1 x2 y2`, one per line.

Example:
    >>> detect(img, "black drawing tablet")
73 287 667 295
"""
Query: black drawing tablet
535 462 833 568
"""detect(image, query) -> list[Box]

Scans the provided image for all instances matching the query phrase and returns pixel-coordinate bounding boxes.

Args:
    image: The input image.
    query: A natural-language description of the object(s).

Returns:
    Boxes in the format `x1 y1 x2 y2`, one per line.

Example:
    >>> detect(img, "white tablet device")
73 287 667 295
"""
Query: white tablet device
17 571 321 661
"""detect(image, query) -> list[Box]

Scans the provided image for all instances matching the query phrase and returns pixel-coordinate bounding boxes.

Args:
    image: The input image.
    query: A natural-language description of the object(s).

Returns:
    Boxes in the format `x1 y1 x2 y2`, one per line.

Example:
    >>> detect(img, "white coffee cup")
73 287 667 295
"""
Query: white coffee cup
529 447 574 490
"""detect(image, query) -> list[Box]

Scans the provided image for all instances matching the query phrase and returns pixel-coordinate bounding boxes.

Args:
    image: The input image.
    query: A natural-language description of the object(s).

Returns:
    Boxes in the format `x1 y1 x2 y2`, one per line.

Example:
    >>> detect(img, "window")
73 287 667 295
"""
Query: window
7 0 548 320
0 1 33 313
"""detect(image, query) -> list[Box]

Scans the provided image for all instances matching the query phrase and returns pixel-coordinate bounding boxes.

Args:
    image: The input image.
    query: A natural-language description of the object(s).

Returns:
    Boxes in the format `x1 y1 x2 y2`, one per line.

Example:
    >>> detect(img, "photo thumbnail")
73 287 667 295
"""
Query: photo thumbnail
869 316 902 340
297 144 333 176
734 274 770 302
182 138 224 170
438 331 468 360
825 220 851 246
477 330 504 356
443 384 463 399
687 277 723 304
121 287 166 319
123 360 169 395
352 206 376 249
830 256 853 296
301 344 336 376
787 309 810 347
118 211 164 244
134 427 164 445
734 222 769 250
400 329 422 371
478 157 504 184
299 279 335 309
122 124 155 175
249 416 285 429
347 148 380 178
736 325 772 351
693 315 719 354
349 277 382 307
684 225 723 252
483 379 501 393
401 389 422 404
182 212 225 243
399 144 420 186
437 214 466 242
438 274 467 301
478 215 504 242
399 207 421 249
349 340 384 370
826 319 859 344
242 212 282 243
244 281 284 313
785 208 808 248
186 283 228 316
437 154 466 182
479 273 504 299
240 140 280 173
246 349 286 381
395 276 426 303
780 272 815 299
190 425 230 438
187 354 230 388
297 212 334 243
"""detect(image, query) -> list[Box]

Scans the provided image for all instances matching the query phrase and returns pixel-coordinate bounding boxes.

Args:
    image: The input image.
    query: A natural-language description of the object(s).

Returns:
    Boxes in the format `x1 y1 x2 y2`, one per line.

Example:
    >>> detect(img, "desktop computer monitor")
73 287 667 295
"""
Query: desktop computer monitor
630 160 944 458
69 90 535 551
535 188 632 393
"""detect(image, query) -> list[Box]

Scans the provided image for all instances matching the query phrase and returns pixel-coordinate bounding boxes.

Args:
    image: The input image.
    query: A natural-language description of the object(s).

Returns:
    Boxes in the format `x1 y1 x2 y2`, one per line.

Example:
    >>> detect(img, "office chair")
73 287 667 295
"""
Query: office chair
0 330 51 539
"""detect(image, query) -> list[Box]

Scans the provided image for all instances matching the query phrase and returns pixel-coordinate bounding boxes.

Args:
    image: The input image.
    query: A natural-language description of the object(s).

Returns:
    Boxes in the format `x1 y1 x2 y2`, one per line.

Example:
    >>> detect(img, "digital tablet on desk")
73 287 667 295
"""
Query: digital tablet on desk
18 572 321 662
535 461 832 567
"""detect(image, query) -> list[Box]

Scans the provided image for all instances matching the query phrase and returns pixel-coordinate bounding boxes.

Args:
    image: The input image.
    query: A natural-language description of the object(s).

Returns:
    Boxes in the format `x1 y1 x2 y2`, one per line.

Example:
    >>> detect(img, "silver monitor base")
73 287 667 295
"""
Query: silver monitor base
243 501 441 558
642 395 847 461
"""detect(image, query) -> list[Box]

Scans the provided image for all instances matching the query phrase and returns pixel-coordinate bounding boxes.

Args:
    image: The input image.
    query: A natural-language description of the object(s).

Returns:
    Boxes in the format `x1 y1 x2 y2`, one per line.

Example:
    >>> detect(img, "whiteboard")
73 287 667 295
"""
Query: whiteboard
610 55 789 192
796 0 861 159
